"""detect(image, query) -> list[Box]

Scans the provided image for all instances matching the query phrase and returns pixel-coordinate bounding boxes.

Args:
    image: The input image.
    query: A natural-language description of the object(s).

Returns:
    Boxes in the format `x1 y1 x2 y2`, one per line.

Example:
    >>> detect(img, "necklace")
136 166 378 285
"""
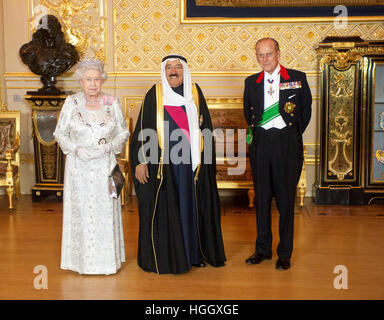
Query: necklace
74 97 112 128
86 95 101 105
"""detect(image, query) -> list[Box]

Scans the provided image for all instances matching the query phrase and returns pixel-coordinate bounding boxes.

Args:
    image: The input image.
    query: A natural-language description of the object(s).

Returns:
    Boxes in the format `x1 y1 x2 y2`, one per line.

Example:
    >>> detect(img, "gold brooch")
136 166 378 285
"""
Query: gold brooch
284 102 296 114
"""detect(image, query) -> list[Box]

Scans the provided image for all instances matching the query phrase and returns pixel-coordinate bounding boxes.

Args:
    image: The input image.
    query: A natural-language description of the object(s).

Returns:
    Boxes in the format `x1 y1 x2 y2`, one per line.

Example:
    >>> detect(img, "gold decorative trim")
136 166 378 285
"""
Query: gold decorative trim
32 185 63 189
21 153 35 163
180 0 384 23
318 50 362 72
316 185 363 189
217 181 253 189
320 60 359 183
25 94 68 100
317 46 384 71
328 109 353 180
369 60 384 185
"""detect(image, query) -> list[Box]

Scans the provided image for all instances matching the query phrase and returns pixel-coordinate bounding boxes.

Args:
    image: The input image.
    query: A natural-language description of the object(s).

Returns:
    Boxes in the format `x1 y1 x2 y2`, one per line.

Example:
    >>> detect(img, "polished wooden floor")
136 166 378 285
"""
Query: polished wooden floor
1 194 384 300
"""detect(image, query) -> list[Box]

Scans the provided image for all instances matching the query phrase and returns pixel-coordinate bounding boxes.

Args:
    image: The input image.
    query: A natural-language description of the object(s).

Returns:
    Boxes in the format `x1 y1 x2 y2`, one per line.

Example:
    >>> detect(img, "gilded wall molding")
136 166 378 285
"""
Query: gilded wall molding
21 1 384 75
112 0 384 73
28 0 108 62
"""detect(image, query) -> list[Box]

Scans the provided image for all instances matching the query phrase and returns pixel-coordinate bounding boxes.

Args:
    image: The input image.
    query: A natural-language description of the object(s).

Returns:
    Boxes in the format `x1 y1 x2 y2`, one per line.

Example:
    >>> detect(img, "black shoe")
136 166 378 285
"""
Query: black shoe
192 260 206 268
245 252 272 264
276 257 291 271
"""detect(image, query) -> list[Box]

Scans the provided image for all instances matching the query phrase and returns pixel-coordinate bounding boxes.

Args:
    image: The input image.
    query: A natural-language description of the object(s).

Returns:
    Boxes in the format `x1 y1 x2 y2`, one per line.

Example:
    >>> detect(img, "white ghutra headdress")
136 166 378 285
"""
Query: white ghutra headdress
161 54 200 172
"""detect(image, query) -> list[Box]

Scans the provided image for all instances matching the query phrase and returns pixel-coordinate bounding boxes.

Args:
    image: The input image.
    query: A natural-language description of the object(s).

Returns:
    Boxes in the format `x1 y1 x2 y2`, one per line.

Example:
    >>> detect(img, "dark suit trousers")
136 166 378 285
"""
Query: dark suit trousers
249 125 300 259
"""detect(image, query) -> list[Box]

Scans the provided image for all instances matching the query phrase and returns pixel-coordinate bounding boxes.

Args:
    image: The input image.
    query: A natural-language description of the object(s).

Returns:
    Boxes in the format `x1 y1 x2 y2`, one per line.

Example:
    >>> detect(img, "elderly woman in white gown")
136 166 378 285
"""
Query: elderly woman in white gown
54 58 129 274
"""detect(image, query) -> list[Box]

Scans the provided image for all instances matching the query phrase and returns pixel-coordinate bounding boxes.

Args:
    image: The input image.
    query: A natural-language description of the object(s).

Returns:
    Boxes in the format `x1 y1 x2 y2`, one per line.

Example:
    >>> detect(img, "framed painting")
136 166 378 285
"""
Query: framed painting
181 0 384 23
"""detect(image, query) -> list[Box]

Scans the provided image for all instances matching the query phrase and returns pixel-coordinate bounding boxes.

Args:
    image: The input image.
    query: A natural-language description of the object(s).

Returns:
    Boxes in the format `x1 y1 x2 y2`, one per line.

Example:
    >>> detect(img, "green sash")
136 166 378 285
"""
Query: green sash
257 102 280 126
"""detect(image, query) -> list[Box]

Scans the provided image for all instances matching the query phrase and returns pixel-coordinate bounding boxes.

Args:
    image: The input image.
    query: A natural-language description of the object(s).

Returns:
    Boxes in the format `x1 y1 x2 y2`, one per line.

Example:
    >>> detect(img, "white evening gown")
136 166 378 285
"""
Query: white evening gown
53 92 129 275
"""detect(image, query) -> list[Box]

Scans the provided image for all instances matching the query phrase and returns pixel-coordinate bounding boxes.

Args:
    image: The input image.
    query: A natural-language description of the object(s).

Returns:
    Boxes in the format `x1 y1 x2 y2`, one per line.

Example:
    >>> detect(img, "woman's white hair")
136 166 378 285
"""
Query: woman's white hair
74 58 108 82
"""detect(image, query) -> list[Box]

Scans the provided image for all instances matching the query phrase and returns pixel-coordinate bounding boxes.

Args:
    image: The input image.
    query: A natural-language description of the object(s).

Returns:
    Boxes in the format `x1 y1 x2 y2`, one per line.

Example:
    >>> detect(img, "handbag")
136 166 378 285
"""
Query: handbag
109 163 125 198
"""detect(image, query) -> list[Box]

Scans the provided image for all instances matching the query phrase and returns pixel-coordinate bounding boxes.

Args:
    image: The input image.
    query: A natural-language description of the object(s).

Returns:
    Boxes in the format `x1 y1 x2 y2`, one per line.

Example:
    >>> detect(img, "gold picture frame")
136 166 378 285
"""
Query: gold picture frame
180 0 384 24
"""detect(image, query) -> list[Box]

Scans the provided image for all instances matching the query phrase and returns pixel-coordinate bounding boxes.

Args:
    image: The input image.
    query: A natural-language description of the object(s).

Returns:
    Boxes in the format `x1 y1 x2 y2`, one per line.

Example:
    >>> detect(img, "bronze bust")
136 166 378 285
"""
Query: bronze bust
19 15 79 95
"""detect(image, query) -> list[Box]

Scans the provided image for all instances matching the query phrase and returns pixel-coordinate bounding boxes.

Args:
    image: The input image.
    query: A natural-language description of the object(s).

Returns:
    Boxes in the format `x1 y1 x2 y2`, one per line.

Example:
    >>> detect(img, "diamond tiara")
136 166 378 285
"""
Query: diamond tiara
78 57 104 70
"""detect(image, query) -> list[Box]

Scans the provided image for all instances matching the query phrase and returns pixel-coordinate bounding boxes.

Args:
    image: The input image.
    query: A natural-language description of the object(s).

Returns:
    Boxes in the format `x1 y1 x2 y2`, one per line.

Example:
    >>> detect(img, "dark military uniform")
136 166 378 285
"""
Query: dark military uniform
243 65 312 259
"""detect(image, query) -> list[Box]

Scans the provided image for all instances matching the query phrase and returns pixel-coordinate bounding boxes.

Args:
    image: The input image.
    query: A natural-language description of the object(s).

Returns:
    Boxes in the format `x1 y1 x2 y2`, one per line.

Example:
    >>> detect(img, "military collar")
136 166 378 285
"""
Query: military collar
256 64 290 84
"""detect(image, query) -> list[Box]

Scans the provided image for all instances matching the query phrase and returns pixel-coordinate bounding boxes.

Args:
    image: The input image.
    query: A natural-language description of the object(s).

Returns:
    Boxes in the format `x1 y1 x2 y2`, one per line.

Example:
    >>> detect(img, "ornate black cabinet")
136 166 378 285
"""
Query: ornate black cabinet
314 37 384 204
364 55 384 202
25 94 66 201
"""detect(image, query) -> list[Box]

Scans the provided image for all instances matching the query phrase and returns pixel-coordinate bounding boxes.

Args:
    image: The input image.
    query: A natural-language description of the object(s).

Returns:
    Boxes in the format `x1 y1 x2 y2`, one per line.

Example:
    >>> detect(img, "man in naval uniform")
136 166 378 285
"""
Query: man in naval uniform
243 38 312 270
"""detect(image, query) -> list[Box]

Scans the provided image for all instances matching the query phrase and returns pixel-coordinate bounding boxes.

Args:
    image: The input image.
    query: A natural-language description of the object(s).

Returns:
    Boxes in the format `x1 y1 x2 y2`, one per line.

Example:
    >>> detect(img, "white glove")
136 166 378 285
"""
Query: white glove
75 147 94 162
91 143 111 159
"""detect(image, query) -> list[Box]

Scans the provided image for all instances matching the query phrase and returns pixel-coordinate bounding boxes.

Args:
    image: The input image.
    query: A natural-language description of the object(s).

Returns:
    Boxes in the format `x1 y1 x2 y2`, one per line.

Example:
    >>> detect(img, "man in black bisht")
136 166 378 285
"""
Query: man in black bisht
130 54 226 274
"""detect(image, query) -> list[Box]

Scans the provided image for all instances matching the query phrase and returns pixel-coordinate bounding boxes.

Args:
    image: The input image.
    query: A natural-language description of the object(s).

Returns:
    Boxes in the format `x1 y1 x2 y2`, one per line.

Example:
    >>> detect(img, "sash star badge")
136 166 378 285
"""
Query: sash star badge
284 102 296 114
